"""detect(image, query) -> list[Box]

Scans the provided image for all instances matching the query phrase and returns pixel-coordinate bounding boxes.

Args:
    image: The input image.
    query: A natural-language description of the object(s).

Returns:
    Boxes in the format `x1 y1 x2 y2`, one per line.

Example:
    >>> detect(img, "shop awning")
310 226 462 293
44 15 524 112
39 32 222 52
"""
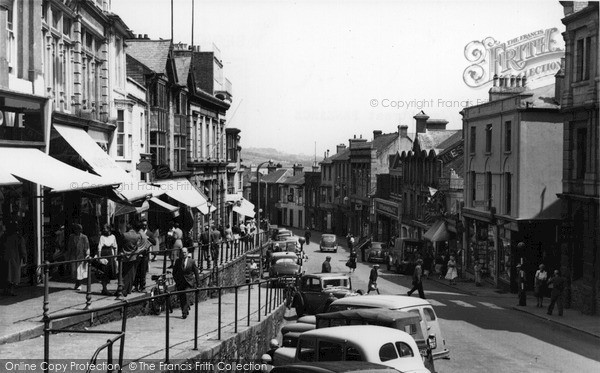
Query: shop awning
149 197 180 216
0 168 20 186
114 200 150 216
423 220 451 242
154 178 210 211
0 147 121 192
226 193 243 203
198 202 217 215
233 198 256 218
53 124 163 202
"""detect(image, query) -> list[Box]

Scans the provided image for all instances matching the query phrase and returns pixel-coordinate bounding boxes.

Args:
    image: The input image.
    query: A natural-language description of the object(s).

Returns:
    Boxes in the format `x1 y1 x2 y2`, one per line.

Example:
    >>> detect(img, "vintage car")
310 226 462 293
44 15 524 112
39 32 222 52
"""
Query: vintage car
269 252 302 284
270 361 402 373
319 234 339 253
272 238 300 253
367 242 388 263
278 325 430 373
327 295 448 360
275 228 294 241
291 273 358 317
278 309 435 372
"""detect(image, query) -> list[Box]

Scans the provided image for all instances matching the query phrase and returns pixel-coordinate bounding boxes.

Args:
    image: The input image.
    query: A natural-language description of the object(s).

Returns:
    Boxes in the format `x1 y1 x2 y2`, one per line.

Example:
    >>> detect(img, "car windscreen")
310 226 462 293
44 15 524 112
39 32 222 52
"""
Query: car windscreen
273 258 296 265
321 236 336 243
322 278 350 288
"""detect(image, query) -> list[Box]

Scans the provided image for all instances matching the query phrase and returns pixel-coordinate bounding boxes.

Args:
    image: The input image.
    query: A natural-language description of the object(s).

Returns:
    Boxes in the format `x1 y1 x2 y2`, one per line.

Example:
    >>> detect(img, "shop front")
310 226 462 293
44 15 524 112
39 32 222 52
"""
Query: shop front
374 198 399 243
465 218 497 285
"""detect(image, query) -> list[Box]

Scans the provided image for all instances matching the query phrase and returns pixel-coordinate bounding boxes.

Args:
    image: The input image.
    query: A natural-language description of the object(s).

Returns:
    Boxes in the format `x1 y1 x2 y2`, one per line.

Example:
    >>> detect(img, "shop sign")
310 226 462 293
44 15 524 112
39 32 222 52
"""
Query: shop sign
0 106 44 143
473 200 487 207
376 201 398 217
438 142 464 164
154 164 172 179
136 159 153 173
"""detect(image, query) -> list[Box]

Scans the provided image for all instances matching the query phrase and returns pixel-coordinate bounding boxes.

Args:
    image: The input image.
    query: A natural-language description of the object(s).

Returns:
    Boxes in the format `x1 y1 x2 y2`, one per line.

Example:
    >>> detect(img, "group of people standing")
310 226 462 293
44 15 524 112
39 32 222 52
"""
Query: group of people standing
518 263 567 316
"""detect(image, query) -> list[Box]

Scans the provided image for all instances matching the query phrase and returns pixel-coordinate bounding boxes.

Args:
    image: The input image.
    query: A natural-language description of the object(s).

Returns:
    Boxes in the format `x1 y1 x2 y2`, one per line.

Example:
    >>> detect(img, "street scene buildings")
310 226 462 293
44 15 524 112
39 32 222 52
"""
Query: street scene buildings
0 1 598 372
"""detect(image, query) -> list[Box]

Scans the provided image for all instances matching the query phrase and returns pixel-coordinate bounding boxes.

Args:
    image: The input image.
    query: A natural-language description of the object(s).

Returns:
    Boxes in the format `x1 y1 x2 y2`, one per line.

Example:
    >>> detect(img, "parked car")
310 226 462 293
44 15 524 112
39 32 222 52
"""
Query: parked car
270 252 303 285
270 361 401 373
327 295 449 360
291 273 359 317
319 234 339 253
316 309 436 372
272 238 300 253
367 242 388 263
278 325 430 373
275 228 294 241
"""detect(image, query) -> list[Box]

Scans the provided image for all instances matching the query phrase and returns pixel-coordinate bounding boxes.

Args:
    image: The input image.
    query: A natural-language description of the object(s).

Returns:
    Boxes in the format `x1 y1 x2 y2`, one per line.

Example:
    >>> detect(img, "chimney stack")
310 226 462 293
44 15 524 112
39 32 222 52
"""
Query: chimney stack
143 34 148 39
373 130 382 139
398 125 408 138
336 144 347 154
413 111 429 134
267 164 278 174
426 119 448 131
489 74 527 101
293 163 303 176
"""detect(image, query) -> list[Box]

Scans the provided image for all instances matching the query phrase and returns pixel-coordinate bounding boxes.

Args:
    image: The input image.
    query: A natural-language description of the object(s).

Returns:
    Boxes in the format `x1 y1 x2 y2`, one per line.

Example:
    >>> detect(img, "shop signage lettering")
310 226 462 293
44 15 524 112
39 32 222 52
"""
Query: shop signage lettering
0 110 25 128
438 143 464 164
0 106 44 142
376 201 398 216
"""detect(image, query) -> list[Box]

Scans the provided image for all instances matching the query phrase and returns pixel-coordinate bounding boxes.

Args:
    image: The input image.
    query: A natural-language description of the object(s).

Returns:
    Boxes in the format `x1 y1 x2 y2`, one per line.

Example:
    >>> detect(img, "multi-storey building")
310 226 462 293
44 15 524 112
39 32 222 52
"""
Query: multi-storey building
276 165 305 229
557 1 599 315
304 163 322 230
461 77 563 291
250 167 289 226
347 128 413 239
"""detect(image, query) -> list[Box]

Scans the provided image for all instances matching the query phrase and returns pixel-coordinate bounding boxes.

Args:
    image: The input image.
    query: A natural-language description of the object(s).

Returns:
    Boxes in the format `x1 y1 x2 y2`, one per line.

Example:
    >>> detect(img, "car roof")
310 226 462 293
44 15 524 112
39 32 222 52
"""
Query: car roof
330 294 432 308
301 325 412 341
272 252 297 258
316 308 420 324
303 273 350 279
322 234 337 238
271 361 400 373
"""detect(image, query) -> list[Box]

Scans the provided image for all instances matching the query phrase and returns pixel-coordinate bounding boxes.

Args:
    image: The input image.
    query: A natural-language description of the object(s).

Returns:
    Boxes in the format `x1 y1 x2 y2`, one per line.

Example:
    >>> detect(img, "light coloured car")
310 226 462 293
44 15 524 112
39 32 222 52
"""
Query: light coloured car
270 361 401 373
269 251 302 285
286 325 430 373
327 295 449 360
319 234 339 253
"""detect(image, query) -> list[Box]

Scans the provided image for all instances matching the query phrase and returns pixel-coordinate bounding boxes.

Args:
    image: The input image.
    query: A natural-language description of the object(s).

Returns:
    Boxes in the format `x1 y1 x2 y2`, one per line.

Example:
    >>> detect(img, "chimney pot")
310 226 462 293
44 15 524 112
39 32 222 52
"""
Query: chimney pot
144 34 148 39
398 125 408 137
373 130 383 139
493 74 498 87
510 75 516 87
522 75 527 87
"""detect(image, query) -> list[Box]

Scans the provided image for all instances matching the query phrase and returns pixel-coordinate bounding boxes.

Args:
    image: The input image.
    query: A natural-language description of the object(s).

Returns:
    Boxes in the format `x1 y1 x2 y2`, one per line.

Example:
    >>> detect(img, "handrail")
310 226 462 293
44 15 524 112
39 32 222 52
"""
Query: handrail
40 230 271 318
43 276 286 372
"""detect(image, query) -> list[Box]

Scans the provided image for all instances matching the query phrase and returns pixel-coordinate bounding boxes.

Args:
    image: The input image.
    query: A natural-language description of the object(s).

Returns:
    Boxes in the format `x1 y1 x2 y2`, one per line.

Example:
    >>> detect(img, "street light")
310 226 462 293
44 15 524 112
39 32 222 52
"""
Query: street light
256 160 273 278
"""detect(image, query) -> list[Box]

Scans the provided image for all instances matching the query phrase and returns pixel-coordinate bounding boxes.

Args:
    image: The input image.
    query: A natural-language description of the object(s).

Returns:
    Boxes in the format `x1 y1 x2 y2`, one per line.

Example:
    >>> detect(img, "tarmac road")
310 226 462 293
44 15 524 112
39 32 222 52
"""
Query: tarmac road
292 229 600 373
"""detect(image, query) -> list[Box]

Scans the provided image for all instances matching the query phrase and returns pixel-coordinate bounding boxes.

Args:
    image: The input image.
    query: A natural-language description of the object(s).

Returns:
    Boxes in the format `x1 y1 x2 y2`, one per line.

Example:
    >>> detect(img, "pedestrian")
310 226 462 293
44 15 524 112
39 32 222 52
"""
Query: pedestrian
67 223 90 292
249 259 259 283
407 259 426 299
386 251 393 271
516 263 527 306
200 226 210 269
546 269 566 316
224 224 233 250
96 224 117 296
434 253 444 278
304 227 311 245
172 247 200 319
321 256 332 273
121 224 142 297
445 255 458 285
534 264 548 308
367 264 380 294
210 225 222 266
133 221 153 293
474 261 482 287
423 250 434 279
0 223 27 296
346 249 357 273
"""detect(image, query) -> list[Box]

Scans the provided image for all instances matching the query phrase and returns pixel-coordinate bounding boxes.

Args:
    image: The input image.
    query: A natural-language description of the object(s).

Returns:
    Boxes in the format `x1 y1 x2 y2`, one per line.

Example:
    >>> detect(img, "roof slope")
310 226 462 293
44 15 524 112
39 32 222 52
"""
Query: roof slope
282 173 305 185
261 169 291 184
126 39 172 74
372 133 399 156
416 130 461 153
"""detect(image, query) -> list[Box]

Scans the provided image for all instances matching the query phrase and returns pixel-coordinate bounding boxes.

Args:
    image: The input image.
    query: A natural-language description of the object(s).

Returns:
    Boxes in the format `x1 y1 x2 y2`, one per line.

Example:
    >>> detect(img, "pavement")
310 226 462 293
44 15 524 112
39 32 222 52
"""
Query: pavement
290 227 600 340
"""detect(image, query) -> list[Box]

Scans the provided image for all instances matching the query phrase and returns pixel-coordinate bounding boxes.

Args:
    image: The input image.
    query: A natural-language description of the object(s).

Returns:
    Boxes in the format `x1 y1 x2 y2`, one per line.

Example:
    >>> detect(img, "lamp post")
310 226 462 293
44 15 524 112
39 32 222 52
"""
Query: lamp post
256 160 273 278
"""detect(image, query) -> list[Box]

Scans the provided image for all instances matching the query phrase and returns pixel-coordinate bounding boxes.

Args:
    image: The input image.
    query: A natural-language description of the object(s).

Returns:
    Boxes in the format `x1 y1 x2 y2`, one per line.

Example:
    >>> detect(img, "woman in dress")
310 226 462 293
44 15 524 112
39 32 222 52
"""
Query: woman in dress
97 224 118 295
347 249 357 273
1 224 27 296
534 263 548 308
445 255 458 285
67 223 90 291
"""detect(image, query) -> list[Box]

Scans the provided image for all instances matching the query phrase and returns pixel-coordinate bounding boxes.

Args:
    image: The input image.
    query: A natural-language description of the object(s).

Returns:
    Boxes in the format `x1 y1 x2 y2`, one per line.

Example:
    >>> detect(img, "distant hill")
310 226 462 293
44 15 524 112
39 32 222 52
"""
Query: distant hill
241 147 317 168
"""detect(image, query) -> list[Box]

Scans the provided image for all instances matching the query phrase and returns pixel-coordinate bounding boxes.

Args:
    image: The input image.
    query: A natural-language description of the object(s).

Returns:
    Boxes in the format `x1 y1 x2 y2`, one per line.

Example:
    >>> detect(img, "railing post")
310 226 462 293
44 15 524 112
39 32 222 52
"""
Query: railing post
219 242 224 265
234 286 238 334
85 259 92 310
247 282 251 327
198 245 204 271
165 291 170 363
258 279 261 322
42 261 49 320
162 248 168 274
218 287 222 340
43 316 50 373
119 303 128 371
265 280 270 316
107 339 113 371
193 288 199 350
115 254 124 300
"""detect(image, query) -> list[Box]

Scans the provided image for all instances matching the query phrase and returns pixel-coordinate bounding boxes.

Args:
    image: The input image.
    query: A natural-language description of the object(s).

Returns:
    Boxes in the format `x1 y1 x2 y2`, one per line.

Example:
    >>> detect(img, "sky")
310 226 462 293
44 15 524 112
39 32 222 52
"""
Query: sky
112 0 566 158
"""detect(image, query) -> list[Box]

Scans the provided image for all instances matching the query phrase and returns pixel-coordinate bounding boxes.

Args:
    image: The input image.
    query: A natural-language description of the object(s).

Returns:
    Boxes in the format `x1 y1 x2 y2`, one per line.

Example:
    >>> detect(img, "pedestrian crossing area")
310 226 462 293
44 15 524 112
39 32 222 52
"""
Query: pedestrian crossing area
424 298 505 310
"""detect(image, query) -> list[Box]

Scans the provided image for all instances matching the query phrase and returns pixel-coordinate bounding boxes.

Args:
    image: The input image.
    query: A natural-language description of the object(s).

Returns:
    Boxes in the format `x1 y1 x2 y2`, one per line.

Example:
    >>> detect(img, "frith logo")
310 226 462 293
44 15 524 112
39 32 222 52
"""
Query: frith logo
463 28 564 88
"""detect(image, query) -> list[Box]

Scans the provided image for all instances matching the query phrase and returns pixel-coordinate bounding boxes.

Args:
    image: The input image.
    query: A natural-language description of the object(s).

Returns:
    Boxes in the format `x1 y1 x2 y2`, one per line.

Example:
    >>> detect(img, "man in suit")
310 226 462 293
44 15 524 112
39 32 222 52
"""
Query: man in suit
173 247 200 319
210 225 222 266
121 225 142 296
